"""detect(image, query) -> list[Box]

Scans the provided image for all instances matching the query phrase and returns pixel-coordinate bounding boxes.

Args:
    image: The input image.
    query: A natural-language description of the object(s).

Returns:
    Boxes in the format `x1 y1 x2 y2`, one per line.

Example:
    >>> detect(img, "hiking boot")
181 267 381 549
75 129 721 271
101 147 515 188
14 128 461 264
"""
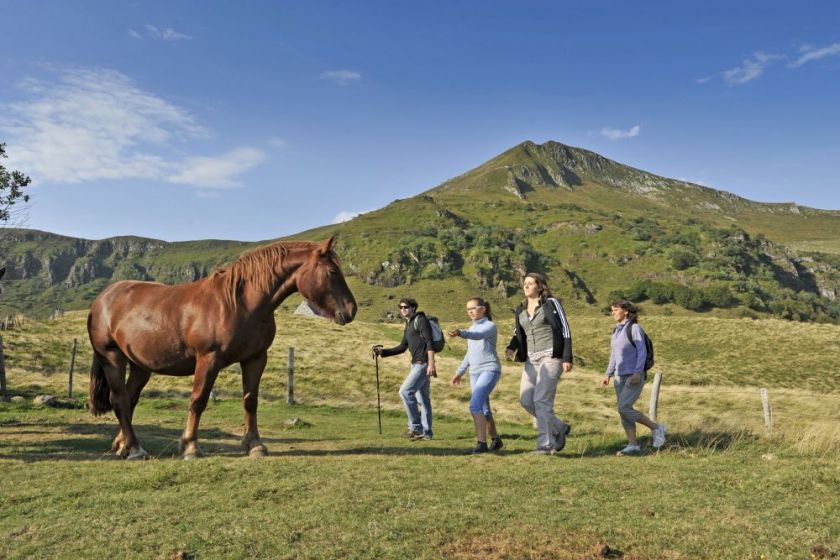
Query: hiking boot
554 423 572 452
489 437 504 452
401 430 423 439
470 441 489 454
616 444 641 456
530 446 555 455
652 424 667 449
410 433 433 441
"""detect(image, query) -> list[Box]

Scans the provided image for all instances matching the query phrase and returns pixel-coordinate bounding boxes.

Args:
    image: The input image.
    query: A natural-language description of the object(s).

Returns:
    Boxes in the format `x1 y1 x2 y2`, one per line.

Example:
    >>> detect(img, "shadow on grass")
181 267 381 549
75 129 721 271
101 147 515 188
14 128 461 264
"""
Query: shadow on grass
1 416 761 462
668 429 758 452
272 446 476 458
562 428 759 458
0 422 247 462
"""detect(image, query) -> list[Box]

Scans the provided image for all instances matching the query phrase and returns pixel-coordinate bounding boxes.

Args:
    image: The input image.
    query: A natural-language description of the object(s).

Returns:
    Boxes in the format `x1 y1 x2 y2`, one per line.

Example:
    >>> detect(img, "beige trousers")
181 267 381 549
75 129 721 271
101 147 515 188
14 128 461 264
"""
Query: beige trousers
520 355 567 448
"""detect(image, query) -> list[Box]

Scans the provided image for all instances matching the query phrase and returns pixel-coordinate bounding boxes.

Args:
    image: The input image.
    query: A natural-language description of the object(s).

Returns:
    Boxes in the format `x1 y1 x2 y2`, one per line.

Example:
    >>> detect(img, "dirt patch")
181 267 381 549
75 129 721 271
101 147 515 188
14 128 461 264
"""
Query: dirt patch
440 531 653 560
811 544 838 559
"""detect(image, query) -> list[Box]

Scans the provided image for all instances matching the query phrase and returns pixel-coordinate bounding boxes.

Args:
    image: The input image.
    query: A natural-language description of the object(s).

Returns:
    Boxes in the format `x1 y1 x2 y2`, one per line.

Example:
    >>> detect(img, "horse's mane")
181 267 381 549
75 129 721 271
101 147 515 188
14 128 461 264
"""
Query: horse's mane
218 241 315 307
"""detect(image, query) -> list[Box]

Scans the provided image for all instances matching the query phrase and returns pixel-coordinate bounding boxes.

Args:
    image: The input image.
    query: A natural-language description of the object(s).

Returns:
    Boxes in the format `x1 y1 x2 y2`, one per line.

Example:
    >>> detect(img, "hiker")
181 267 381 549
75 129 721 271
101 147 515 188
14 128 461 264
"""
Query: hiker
372 298 437 440
505 273 574 455
601 299 666 455
448 296 503 454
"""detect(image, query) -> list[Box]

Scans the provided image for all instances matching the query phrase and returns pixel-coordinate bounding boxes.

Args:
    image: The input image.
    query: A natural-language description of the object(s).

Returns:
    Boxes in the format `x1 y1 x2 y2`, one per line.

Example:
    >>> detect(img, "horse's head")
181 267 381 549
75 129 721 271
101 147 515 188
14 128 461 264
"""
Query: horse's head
296 237 357 325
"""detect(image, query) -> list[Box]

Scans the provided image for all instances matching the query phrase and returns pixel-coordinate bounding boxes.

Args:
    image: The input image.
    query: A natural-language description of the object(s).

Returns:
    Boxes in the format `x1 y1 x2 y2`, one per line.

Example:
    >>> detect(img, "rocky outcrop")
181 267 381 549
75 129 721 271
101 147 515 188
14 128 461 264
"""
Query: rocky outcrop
0 229 210 289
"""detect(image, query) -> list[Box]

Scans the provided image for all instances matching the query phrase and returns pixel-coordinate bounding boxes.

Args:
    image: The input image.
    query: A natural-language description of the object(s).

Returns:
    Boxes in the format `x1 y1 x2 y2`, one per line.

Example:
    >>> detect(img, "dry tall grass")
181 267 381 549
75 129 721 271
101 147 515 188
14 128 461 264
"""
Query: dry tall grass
2 308 838 454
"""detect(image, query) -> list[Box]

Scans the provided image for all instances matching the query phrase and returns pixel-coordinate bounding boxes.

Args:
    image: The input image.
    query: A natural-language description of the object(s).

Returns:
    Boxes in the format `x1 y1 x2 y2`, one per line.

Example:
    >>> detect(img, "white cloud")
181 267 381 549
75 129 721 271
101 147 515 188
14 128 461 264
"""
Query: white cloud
723 51 783 85
332 209 373 224
128 28 143 39
600 125 640 141
267 137 288 149
1 67 266 190
168 148 266 188
789 42 840 68
320 70 362 86
144 24 192 41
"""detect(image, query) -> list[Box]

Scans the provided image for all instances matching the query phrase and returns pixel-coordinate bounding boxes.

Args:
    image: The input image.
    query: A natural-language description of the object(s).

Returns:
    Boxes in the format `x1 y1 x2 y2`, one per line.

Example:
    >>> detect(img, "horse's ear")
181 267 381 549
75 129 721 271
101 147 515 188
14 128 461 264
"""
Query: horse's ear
319 236 337 255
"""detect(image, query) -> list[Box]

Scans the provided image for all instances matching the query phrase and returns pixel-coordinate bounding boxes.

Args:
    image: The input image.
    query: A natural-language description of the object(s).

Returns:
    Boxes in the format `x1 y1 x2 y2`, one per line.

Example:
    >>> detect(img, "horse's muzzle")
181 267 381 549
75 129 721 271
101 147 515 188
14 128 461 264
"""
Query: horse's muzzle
335 306 356 325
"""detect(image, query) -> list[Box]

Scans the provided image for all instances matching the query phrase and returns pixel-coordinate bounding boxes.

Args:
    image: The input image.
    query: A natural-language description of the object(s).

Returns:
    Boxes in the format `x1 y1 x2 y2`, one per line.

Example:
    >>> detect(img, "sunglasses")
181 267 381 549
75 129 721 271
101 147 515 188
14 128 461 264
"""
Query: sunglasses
466 305 484 312
398 305 411 310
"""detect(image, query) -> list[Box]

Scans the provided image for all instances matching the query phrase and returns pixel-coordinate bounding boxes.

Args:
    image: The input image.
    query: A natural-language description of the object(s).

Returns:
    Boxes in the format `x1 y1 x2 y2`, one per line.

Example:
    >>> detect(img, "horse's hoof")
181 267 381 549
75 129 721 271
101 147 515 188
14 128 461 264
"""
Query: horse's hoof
248 444 268 458
115 443 129 458
182 444 204 460
126 446 148 461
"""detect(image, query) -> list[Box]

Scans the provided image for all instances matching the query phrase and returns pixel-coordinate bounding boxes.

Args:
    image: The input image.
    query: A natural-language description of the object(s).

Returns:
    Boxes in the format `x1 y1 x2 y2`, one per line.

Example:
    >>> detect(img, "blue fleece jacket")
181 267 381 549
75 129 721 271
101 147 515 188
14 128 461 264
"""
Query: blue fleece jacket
456 317 500 376
606 321 647 377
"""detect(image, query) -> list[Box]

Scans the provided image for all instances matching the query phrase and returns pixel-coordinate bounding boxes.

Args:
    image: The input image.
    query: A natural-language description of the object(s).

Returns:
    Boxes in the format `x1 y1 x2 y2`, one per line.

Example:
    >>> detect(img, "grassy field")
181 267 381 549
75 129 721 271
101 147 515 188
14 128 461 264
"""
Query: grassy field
1 311 839 558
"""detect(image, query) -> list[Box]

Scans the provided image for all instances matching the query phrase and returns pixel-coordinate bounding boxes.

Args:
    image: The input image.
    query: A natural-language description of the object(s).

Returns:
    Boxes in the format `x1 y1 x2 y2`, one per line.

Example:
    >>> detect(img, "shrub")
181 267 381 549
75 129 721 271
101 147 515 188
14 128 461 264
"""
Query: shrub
670 250 699 270
647 283 673 305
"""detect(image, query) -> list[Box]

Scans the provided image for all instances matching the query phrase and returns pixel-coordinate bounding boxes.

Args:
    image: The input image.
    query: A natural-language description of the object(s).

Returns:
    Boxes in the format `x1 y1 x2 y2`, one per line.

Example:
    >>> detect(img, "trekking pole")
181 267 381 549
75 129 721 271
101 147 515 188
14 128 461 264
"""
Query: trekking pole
374 353 382 435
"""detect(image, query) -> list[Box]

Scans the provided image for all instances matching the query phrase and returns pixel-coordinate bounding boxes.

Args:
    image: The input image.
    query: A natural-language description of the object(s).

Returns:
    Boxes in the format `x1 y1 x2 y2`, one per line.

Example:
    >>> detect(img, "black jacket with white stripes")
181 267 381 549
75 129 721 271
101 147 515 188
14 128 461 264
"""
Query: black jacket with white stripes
506 296 573 364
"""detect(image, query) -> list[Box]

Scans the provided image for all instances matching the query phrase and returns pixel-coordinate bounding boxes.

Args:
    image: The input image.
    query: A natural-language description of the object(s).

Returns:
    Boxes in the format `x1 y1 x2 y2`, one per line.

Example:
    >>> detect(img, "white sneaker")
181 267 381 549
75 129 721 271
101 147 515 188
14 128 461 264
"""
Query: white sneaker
652 424 667 449
617 444 641 456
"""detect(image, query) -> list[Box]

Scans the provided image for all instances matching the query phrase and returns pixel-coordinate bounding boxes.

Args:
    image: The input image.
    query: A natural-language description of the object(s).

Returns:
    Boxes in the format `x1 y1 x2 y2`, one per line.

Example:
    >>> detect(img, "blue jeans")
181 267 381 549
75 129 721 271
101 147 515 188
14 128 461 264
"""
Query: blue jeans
469 370 500 417
399 363 432 436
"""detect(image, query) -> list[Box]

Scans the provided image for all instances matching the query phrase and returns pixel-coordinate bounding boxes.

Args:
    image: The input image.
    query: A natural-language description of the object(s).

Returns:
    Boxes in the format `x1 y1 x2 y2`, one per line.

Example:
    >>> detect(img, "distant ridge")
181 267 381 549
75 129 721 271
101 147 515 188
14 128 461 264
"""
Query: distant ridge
2 140 838 322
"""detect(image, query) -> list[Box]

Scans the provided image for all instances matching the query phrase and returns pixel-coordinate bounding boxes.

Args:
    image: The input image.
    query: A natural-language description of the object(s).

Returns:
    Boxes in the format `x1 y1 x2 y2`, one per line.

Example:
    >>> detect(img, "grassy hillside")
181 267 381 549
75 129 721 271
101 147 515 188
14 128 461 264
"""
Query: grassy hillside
2 140 838 324
291 141 840 323
1 311 838 559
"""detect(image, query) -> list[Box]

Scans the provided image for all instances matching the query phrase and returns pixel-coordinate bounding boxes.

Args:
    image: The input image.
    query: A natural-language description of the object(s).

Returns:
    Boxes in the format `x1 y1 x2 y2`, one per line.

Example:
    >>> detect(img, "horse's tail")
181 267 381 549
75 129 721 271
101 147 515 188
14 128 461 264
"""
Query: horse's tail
88 351 112 416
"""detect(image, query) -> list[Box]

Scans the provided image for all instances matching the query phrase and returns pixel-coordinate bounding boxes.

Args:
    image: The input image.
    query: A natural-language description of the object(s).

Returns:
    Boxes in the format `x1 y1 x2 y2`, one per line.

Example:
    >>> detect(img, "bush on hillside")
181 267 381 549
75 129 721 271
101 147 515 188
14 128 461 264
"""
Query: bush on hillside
670 249 699 270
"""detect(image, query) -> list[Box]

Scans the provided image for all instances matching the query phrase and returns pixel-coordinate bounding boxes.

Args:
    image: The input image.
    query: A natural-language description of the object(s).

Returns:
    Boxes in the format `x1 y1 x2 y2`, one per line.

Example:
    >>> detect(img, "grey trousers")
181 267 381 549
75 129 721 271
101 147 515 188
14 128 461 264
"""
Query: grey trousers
519 355 566 448
614 375 646 430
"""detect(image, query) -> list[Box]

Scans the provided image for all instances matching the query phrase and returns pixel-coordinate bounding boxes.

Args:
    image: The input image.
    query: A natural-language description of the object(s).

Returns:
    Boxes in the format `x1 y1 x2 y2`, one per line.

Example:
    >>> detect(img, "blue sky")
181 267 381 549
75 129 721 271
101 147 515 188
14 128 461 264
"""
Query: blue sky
1 1 838 241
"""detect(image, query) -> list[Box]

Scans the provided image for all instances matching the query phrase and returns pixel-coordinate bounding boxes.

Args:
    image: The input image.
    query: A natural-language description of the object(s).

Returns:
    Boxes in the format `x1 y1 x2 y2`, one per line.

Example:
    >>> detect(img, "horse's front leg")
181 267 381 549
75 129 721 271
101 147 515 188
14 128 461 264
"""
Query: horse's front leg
180 355 221 460
241 351 268 458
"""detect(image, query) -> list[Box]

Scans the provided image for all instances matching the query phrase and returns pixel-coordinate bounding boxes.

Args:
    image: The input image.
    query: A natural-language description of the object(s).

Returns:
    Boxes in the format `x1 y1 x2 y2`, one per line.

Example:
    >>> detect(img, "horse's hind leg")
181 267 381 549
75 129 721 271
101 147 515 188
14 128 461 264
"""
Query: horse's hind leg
101 352 147 460
111 362 152 456
180 354 221 460
241 351 268 457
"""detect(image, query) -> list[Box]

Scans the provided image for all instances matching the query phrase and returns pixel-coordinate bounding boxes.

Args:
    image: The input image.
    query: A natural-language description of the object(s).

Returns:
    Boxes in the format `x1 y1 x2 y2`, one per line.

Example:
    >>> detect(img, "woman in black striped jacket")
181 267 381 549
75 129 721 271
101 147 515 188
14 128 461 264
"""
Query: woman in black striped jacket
505 272 574 455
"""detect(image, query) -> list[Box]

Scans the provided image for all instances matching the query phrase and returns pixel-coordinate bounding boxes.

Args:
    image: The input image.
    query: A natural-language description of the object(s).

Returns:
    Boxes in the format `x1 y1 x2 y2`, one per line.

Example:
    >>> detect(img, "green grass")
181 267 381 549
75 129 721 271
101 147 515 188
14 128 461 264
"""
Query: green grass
1 312 839 558
1 400 838 559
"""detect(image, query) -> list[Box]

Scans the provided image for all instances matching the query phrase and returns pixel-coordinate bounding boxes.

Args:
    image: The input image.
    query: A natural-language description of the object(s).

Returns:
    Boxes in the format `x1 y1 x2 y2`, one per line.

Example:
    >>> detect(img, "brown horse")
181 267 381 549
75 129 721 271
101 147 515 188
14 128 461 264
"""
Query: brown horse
87 236 356 460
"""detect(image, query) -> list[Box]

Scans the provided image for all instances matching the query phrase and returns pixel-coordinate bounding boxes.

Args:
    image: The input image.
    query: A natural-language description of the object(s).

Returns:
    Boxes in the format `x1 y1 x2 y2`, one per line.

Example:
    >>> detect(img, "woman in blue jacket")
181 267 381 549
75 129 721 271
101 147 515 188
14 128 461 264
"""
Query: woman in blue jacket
449 297 503 454
602 299 666 455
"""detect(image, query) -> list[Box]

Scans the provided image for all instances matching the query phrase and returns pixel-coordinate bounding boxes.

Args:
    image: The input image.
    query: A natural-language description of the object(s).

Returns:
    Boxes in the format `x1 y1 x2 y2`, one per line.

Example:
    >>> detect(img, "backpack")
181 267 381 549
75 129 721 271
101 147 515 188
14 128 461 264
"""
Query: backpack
625 319 654 372
413 313 445 353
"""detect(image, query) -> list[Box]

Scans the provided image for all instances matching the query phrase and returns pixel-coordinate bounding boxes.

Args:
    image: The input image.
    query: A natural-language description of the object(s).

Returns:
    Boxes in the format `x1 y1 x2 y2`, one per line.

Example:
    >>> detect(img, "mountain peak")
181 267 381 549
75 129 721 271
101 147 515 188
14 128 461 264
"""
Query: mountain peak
433 139 782 214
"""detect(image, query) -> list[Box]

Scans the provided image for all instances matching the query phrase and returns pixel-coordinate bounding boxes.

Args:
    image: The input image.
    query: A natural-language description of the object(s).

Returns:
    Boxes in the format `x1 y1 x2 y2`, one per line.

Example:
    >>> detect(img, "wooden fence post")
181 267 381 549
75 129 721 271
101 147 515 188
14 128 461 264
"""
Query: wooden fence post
648 372 663 422
760 388 772 434
67 338 77 398
287 347 295 405
0 336 6 401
